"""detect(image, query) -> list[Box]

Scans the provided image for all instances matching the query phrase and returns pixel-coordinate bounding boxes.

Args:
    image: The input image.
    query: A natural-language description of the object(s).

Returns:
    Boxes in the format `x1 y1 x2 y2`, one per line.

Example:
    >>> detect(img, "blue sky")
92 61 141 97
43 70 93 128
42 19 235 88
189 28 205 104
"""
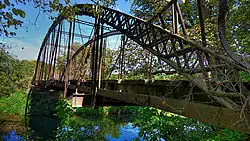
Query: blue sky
0 0 130 60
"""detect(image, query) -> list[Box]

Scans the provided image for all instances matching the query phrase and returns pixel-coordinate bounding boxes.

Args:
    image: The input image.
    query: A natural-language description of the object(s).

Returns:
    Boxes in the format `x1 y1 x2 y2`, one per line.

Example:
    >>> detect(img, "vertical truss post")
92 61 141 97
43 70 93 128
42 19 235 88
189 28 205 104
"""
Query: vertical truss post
52 23 62 79
40 44 46 81
171 1 182 70
59 24 67 82
66 21 73 75
197 0 207 48
74 56 77 80
55 22 63 80
43 44 49 80
64 21 73 98
91 16 100 107
91 31 96 105
98 22 104 89
146 51 150 79
174 1 178 34
70 19 76 81
172 3 176 34
80 47 87 82
175 2 187 35
44 30 54 81
120 35 125 80
175 2 189 69
118 40 121 80
149 53 153 79
41 49 44 81
102 38 107 79
197 0 210 83
66 21 73 82
47 29 56 80
44 39 50 80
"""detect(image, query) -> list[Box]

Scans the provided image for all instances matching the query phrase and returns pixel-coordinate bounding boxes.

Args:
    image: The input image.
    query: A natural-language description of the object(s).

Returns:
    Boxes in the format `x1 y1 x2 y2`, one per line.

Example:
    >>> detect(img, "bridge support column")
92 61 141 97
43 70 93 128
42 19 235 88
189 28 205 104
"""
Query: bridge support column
91 16 101 107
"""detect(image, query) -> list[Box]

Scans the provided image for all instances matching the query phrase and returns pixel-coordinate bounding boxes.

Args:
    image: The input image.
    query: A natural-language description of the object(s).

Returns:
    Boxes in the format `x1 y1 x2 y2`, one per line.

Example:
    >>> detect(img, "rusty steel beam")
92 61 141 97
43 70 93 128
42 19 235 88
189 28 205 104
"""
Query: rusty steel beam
55 30 90 38
75 18 113 31
59 30 121 80
148 0 176 23
97 89 250 134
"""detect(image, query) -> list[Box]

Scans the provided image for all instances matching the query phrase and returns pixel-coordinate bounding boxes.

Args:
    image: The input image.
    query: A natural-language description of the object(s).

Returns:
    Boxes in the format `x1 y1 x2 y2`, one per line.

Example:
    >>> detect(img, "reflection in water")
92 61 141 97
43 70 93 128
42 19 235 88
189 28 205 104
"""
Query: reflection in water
1 130 22 141
1 107 247 141
55 114 143 141
1 115 144 141
105 123 143 141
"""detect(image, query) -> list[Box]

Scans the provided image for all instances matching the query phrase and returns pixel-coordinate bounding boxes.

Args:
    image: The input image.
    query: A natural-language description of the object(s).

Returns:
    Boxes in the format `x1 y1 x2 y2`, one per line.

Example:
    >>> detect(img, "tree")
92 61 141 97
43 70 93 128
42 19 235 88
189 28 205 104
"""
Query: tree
0 0 25 36
0 0 118 37
130 0 249 57
0 43 36 96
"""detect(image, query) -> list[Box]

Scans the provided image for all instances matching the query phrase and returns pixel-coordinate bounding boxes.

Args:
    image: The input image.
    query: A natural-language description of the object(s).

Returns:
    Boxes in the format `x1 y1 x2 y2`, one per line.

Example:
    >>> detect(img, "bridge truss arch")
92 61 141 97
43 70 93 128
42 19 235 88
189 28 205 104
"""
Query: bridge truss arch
32 3 250 133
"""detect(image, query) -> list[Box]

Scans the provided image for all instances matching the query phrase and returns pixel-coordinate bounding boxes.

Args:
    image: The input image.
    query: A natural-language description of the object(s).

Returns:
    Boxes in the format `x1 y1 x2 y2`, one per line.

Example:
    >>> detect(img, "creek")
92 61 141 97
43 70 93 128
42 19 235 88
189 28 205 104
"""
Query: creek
0 113 146 141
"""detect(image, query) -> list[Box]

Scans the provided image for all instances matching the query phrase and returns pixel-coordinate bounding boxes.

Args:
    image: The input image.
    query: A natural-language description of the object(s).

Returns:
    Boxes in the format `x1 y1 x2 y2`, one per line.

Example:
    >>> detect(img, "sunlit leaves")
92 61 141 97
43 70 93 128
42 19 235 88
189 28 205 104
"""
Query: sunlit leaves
0 0 118 37
0 0 25 36
4 0 10 6
0 46 36 96
227 0 250 55
12 8 25 18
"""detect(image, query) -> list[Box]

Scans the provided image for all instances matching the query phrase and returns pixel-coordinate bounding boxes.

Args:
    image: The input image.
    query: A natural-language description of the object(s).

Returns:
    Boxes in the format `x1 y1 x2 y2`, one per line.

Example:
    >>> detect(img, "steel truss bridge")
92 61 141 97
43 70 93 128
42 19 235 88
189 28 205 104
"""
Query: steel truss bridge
27 1 250 134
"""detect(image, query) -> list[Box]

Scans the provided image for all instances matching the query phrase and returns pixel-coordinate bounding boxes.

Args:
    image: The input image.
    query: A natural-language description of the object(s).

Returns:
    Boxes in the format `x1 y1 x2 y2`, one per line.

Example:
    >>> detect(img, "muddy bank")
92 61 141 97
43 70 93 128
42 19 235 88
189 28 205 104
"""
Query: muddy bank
0 113 26 133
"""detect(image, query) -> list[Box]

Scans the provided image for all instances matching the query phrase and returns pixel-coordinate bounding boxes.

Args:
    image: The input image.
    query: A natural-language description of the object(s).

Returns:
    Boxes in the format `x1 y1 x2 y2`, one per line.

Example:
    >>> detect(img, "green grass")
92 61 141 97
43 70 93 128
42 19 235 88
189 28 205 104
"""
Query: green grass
0 90 27 116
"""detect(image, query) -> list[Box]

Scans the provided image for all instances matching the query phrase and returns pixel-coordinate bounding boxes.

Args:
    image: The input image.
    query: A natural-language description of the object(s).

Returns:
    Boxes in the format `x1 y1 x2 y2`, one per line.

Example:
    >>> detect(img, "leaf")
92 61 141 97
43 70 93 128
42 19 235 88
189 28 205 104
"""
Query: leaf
4 0 10 6
18 9 25 18
11 8 25 18
65 0 70 4
12 8 18 15
54 0 59 4
6 12 12 19
0 2 6 9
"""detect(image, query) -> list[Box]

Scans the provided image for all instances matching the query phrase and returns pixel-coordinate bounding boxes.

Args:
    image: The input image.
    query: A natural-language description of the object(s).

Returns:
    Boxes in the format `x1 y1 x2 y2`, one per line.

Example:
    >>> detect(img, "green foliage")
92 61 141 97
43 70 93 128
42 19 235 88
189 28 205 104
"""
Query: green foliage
0 48 35 97
46 100 249 140
133 107 247 141
130 0 249 63
56 99 74 121
131 0 166 20
0 90 27 116
227 0 250 55
208 128 248 141
240 71 250 82
0 0 25 36
75 105 140 116
104 106 139 115
55 99 127 140
75 106 103 116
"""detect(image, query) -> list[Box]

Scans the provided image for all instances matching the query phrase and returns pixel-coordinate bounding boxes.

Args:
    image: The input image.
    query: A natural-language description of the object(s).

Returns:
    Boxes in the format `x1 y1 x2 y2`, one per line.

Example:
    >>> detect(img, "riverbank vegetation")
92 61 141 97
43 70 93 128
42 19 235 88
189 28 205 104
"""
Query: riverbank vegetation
53 99 248 141
0 90 27 116
0 47 35 131
0 47 35 97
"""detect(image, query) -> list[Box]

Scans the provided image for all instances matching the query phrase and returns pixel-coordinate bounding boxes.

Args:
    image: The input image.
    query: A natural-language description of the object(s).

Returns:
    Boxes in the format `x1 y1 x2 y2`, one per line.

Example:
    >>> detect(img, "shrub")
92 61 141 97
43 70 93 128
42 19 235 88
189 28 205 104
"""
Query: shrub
0 90 27 116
